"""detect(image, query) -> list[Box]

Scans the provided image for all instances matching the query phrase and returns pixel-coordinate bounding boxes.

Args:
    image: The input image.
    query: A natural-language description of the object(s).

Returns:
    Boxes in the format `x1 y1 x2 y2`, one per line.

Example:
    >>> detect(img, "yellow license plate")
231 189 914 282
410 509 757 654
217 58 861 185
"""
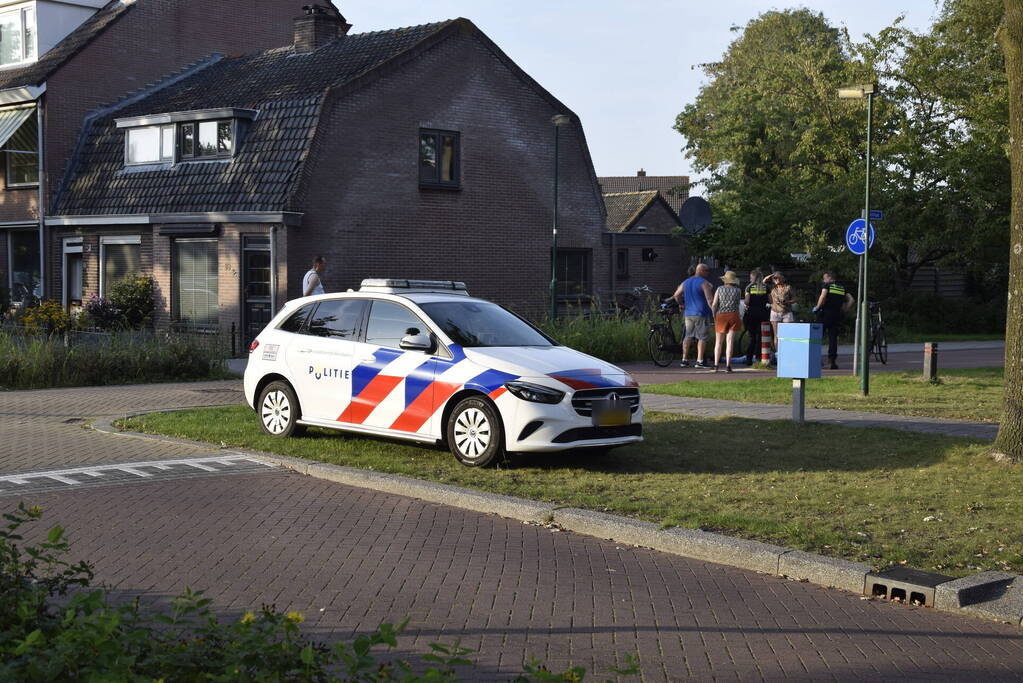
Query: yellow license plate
597 409 630 427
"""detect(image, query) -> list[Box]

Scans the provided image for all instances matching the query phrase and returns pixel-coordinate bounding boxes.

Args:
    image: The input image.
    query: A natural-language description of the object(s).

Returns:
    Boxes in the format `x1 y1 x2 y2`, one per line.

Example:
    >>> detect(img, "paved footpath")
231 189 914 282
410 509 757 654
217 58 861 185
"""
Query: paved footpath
642 394 999 441
2 381 1022 680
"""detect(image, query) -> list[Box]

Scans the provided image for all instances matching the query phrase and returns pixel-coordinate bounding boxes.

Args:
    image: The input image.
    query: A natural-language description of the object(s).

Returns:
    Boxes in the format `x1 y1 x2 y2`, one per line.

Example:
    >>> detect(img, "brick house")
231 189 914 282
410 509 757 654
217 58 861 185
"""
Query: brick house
50 7 607 344
0 0 323 307
602 190 687 301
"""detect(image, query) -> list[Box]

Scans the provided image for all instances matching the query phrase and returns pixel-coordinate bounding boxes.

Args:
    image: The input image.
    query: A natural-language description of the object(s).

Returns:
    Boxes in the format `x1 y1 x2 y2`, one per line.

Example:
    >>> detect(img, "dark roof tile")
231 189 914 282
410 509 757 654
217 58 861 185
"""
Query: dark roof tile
57 20 453 215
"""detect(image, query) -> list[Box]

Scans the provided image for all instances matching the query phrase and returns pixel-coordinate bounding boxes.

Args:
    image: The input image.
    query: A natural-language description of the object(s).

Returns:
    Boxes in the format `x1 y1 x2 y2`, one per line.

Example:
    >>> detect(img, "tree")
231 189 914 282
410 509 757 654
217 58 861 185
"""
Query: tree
675 9 865 269
994 0 1023 461
676 4 1011 293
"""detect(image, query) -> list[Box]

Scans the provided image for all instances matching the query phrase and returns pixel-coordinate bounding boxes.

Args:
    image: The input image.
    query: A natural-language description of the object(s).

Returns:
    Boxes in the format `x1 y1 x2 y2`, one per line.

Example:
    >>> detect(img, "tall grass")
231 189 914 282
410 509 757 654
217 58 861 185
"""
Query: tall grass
539 312 649 363
0 330 231 390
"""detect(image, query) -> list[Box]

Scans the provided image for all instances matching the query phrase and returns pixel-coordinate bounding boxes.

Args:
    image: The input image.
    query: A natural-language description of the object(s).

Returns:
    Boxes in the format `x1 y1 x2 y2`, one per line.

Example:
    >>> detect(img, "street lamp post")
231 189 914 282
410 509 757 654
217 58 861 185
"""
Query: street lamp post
838 83 877 397
550 114 571 321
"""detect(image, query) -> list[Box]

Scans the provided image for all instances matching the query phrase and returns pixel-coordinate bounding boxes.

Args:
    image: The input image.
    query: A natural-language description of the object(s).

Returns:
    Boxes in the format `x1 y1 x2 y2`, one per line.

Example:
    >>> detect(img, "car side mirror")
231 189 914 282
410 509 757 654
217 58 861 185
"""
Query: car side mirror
399 332 433 352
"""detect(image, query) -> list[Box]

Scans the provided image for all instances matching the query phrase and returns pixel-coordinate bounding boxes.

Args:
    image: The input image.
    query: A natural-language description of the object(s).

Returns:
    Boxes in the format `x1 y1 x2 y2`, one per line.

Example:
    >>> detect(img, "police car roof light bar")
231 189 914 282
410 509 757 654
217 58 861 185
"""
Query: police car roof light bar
359 279 469 295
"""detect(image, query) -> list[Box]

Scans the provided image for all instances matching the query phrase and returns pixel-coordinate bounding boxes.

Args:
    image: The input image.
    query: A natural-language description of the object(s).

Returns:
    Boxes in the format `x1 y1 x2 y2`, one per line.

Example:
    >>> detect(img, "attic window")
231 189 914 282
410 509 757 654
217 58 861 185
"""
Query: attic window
0 6 36 67
116 109 255 167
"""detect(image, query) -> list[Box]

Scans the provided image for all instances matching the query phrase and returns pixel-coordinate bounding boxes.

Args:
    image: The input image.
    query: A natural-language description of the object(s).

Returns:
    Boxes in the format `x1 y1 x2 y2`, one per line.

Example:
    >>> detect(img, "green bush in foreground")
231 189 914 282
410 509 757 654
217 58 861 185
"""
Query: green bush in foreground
1 504 638 681
0 330 230 390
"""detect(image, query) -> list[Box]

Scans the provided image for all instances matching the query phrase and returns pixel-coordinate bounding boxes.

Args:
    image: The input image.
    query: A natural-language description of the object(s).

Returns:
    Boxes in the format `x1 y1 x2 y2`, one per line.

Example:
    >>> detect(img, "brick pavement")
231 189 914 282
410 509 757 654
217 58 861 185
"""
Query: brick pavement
0 380 244 474
12 472 1023 681
642 394 999 441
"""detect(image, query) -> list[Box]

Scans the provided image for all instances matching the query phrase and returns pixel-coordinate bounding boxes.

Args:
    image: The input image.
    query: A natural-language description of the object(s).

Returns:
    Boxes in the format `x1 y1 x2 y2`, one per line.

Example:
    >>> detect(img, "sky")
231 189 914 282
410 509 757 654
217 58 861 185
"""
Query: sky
337 1 941 184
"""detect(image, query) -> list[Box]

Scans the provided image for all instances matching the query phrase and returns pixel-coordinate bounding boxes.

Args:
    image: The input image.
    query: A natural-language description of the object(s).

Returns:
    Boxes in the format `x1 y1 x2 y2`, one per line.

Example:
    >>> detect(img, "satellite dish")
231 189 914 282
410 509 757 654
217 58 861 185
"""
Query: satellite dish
679 196 712 235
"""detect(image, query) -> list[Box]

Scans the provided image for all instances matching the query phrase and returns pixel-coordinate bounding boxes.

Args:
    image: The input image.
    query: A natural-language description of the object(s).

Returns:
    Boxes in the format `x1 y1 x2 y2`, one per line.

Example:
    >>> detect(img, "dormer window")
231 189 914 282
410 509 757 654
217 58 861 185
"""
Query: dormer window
116 109 255 167
0 6 35 67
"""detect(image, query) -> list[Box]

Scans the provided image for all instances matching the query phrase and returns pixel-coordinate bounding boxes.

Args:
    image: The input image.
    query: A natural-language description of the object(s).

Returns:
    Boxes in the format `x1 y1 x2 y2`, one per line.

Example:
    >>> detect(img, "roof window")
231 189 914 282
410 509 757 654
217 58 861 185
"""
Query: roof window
115 109 255 167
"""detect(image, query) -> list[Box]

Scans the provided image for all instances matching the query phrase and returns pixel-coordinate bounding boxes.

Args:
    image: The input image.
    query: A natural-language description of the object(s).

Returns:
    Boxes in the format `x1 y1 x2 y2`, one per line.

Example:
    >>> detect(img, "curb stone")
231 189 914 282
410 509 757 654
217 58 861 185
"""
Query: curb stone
91 411 1022 626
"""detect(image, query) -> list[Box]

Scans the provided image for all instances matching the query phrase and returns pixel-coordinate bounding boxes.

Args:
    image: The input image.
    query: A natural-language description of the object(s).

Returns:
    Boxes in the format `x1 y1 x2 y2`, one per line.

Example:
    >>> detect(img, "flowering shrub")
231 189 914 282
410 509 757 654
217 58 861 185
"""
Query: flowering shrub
16 300 74 335
81 293 120 330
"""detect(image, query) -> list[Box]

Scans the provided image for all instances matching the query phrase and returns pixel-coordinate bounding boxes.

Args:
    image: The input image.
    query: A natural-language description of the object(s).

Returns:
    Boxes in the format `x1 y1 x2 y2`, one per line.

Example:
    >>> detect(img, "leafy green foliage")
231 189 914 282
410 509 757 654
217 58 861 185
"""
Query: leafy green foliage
106 274 155 329
676 2 1010 296
1 504 638 680
0 330 231 390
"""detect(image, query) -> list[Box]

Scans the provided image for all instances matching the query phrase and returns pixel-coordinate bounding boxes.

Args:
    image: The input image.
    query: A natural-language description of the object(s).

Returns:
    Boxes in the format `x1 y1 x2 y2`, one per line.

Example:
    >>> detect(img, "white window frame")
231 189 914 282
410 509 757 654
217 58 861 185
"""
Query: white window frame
125 125 175 166
0 5 36 69
62 238 83 307
99 235 141 296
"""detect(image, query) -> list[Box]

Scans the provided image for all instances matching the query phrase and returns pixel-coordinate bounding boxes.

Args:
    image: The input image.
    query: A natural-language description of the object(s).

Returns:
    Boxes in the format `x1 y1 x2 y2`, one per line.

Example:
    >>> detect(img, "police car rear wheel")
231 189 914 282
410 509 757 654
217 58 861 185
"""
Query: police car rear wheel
447 397 503 467
259 381 304 438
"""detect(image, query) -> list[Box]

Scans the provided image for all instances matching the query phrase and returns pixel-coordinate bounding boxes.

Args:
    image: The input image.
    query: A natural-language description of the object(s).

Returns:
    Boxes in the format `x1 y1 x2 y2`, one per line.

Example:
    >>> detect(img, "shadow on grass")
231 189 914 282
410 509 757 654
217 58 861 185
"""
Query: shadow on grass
499 415 962 475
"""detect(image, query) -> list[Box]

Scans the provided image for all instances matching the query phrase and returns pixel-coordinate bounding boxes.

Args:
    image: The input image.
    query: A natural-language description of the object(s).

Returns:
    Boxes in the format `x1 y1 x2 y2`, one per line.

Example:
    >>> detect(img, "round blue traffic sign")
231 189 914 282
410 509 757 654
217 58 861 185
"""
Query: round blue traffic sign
845 219 876 255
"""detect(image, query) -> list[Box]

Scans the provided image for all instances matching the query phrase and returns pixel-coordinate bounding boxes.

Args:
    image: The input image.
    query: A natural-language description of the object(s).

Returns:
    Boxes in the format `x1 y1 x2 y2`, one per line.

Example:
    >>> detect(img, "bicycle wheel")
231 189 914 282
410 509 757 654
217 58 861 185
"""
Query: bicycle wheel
874 327 888 364
648 326 675 367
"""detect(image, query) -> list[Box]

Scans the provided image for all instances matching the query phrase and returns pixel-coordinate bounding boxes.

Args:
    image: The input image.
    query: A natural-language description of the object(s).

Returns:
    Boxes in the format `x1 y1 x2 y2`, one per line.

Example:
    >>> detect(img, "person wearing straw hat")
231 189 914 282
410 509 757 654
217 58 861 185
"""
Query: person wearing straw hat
711 270 742 372
763 270 796 363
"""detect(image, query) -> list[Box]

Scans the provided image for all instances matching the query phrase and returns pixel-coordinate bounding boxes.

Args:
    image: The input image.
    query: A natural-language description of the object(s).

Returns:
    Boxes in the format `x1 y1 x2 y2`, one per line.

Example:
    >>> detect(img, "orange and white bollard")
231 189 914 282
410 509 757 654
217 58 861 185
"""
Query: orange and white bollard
760 322 772 363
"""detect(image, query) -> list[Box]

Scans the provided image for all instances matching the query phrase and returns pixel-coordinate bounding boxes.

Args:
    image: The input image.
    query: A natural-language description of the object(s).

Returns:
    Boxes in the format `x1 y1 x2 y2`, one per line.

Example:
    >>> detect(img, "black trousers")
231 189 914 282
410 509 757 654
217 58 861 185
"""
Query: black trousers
744 315 768 363
819 312 842 362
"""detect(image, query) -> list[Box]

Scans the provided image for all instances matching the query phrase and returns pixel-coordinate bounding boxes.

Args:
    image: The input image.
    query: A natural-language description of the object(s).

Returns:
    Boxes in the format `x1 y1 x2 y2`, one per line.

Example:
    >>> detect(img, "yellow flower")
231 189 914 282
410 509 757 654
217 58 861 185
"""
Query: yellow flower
285 611 305 624
240 612 256 624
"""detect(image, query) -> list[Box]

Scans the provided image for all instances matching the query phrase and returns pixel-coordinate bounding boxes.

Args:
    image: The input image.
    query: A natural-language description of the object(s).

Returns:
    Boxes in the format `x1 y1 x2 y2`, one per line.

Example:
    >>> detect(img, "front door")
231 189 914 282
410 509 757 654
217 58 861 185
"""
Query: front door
242 236 271 348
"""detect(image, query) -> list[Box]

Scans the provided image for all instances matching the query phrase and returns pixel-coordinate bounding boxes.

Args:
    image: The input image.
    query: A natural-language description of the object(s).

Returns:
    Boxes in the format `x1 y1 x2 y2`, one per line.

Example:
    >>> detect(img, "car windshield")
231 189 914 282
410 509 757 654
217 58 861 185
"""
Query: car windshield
419 301 556 348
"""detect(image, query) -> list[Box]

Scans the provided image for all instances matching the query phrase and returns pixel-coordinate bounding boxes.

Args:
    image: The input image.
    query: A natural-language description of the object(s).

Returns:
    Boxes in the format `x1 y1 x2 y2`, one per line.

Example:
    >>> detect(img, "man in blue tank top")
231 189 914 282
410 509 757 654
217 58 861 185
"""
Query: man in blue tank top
670 263 715 367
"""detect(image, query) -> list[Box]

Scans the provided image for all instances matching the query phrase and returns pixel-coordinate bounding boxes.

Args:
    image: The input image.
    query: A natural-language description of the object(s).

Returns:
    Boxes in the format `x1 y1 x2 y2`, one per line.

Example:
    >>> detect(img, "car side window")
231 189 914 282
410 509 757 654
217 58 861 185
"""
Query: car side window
366 300 427 349
307 299 366 339
279 304 315 333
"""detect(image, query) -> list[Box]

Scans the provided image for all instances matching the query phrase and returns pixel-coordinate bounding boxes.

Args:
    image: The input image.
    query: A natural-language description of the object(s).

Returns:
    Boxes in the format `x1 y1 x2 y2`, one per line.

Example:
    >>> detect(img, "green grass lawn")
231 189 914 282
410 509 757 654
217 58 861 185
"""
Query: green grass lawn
119 407 1022 577
646 367 1004 422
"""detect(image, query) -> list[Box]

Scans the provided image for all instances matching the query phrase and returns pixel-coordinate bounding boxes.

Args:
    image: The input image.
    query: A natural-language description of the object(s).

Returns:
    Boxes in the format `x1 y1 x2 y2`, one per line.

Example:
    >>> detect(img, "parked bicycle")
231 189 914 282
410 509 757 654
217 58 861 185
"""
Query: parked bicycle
648 301 682 367
619 284 657 320
869 301 888 364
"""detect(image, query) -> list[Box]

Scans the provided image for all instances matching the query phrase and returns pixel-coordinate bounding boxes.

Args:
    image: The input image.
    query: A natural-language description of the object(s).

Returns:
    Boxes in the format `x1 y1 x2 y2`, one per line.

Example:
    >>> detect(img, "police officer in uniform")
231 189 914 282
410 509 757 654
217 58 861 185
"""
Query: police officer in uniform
814 271 855 369
742 269 770 366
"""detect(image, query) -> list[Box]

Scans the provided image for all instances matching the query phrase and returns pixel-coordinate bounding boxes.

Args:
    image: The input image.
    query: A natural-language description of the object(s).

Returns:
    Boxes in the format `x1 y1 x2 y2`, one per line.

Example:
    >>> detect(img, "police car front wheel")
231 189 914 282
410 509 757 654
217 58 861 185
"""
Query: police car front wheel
258 381 305 438
447 396 504 467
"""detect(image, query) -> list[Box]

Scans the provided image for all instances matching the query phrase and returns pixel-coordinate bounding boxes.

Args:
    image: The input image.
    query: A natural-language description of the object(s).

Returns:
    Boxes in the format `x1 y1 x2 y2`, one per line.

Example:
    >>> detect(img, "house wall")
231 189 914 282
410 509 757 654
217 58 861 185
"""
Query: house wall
289 27 606 321
611 239 688 301
630 201 681 234
55 222 284 347
0 0 312 293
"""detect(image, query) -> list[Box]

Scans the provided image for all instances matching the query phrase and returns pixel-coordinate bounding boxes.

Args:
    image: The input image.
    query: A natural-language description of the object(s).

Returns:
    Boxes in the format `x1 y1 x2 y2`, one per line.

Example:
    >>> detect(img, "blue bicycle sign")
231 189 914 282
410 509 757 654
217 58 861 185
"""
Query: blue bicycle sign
845 219 876 255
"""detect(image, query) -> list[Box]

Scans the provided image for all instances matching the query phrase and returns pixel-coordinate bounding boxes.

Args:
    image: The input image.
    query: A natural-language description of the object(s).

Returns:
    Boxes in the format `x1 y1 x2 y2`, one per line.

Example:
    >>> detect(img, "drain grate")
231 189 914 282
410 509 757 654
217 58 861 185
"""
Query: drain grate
866 567 954 607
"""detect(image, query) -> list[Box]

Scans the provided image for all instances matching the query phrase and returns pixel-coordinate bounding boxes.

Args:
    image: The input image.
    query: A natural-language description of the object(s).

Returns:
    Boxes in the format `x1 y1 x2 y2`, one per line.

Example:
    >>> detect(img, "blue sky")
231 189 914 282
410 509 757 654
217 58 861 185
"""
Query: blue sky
338 1 940 181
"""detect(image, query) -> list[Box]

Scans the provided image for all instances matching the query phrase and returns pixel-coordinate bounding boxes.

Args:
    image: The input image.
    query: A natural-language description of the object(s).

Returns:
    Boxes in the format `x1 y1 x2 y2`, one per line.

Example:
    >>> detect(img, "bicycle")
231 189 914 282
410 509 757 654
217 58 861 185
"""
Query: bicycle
619 284 656 320
648 301 682 367
869 301 888 364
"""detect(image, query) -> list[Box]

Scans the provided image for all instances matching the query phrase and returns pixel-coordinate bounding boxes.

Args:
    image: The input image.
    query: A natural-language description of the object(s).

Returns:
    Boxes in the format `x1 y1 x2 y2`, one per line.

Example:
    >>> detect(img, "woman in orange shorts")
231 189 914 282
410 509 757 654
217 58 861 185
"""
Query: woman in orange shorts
711 271 742 372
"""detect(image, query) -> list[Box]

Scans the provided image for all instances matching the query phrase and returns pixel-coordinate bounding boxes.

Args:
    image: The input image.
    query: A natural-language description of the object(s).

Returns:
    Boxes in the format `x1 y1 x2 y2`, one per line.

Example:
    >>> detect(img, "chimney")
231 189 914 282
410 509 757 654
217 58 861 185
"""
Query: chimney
637 168 646 177
294 4 350 53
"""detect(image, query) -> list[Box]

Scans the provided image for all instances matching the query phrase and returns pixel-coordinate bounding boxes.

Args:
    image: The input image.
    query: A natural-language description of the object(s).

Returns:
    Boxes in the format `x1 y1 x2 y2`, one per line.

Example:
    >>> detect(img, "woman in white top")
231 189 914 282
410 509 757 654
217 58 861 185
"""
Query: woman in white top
303 256 326 296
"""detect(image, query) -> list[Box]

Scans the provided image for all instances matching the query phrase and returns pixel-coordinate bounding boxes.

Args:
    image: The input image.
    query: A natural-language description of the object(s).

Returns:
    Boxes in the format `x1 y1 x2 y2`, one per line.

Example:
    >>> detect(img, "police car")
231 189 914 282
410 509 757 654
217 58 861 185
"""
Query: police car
244 279 643 466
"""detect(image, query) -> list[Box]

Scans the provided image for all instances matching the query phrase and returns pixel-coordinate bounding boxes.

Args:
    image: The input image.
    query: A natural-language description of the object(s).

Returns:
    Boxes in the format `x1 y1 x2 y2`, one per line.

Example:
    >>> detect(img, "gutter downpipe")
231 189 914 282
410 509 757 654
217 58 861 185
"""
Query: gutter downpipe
36 95 45 301
270 224 278 316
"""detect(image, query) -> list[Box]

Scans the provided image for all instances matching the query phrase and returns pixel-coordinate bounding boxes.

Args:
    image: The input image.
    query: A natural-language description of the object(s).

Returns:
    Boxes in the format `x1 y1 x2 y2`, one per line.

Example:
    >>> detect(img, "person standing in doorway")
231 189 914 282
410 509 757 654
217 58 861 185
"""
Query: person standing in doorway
671 263 715 368
814 271 855 369
303 256 327 297
711 271 742 372
743 269 769 366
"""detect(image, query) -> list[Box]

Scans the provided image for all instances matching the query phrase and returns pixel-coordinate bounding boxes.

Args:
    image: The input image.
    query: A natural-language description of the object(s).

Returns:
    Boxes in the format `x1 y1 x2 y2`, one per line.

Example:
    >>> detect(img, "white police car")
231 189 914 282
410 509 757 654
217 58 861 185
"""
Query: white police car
244 279 642 466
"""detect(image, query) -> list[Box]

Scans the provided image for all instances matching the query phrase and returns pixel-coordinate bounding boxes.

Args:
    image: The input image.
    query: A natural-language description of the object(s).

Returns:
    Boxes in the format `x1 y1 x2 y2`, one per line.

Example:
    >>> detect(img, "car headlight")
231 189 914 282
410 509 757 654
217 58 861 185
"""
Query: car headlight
504 381 565 404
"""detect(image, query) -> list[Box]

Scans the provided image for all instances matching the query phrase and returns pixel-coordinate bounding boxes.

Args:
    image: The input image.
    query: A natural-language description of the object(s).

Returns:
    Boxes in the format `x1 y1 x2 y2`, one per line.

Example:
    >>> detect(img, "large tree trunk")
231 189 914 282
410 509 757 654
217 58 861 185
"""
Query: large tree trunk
995 0 1023 461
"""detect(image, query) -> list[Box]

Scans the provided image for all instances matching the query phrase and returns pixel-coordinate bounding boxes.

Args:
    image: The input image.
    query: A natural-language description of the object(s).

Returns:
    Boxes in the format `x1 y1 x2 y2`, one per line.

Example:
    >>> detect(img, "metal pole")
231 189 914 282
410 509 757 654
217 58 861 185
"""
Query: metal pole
36 98 45 301
792 378 806 423
859 91 873 396
549 122 560 321
852 253 862 376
